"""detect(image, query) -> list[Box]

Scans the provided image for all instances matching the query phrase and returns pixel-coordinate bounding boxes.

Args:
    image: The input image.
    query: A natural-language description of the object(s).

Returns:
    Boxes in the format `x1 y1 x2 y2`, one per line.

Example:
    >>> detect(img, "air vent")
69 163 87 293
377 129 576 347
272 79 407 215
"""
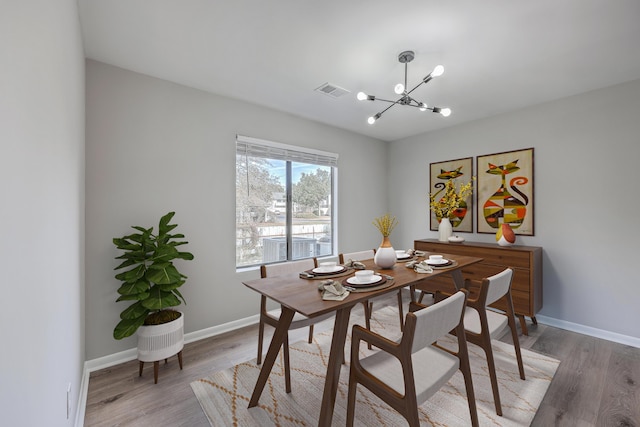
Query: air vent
315 83 350 98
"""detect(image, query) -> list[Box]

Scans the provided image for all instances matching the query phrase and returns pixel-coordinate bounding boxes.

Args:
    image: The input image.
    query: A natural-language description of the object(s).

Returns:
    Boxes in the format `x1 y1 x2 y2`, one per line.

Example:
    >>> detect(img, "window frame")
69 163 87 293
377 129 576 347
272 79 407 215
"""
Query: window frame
235 135 338 269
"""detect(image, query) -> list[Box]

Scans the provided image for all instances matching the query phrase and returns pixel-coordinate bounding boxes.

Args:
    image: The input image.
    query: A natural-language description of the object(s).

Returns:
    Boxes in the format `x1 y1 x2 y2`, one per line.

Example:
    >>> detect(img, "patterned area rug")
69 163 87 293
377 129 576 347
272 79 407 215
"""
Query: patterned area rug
191 306 559 426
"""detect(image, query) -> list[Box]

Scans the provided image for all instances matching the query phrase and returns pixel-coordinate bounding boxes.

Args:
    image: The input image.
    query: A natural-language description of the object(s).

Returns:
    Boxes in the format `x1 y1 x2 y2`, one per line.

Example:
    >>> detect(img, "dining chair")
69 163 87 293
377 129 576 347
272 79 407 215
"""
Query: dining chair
458 267 526 416
346 290 479 427
257 258 334 393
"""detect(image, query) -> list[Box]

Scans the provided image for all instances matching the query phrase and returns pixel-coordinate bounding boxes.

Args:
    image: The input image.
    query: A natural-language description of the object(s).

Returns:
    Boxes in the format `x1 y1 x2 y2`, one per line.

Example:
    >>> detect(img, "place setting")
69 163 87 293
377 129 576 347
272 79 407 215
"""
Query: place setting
406 254 457 273
299 261 353 279
394 250 414 262
341 269 393 292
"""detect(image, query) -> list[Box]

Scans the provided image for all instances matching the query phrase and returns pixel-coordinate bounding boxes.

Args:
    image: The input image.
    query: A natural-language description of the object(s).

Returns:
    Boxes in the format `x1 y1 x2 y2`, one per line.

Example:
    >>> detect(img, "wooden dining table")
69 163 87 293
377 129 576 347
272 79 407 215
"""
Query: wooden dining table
242 252 483 427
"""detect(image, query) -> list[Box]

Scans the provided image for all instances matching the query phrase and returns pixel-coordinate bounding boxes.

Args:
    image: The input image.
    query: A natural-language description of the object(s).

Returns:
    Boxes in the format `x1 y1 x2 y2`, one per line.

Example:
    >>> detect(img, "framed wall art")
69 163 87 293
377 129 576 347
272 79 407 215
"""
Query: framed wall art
429 156 474 233
476 147 534 235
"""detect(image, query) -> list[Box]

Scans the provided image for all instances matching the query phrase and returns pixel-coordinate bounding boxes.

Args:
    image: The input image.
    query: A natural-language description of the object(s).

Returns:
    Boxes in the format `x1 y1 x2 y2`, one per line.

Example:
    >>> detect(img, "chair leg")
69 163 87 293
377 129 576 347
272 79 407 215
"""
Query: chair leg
177 350 183 370
406 408 420 427
458 347 480 427
482 335 503 416
346 370 358 427
308 324 314 343
283 333 292 393
362 300 372 350
396 289 404 331
257 319 265 365
153 361 159 384
509 314 526 380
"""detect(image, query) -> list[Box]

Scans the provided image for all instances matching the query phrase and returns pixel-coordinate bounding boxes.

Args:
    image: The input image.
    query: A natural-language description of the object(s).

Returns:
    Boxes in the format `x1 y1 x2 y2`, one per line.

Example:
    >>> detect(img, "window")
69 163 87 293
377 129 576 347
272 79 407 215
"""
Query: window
236 135 338 268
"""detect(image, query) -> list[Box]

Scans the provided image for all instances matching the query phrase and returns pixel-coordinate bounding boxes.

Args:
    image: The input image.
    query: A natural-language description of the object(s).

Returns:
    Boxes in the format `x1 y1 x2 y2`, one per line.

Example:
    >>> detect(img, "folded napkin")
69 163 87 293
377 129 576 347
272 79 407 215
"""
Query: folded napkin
406 249 427 257
343 259 366 270
406 260 433 274
317 279 350 301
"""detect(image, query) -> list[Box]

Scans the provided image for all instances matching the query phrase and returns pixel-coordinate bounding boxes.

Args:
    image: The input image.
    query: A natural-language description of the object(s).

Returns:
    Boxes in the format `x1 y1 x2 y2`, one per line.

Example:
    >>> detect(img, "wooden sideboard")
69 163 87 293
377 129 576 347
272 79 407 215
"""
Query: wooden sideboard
414 239 542 335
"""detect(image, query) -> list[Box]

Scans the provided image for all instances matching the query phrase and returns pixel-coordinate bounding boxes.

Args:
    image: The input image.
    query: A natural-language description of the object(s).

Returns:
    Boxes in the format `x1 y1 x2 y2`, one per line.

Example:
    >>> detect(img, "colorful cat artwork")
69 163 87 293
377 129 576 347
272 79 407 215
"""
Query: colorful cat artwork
432 166 469 228
482 159 529 229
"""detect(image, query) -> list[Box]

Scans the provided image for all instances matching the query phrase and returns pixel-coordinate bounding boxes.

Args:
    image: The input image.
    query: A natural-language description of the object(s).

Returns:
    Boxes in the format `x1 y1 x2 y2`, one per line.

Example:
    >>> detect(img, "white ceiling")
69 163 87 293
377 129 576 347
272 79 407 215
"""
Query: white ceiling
78 0 640 142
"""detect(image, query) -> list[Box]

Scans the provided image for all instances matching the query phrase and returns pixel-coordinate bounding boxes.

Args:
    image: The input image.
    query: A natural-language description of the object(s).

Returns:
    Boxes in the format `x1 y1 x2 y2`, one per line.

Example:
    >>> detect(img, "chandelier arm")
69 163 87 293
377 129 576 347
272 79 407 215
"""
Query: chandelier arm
405 80 427 97
376 102 397 117
373 97 408 105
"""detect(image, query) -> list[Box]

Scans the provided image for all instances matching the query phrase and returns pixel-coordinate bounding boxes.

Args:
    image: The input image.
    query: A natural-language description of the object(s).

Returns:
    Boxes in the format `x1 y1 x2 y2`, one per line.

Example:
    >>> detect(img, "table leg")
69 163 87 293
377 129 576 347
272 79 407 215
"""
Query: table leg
318 306 353 427
450 269 465 290
248 306 295 408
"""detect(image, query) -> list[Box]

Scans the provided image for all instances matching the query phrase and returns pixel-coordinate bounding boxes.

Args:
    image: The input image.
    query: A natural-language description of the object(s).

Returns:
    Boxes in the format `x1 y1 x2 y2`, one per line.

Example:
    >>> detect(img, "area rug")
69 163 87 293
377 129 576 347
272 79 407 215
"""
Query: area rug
191 306 559 426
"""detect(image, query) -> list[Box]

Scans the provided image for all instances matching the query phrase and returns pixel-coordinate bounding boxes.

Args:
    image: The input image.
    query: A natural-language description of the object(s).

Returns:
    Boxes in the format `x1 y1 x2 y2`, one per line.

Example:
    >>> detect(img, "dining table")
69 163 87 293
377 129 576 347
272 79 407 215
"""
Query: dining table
242 251 483 427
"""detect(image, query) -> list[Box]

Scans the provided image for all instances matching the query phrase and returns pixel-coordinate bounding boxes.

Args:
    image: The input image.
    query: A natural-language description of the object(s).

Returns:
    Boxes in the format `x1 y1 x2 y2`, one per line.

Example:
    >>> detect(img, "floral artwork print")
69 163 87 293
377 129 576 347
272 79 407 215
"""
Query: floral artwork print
429 157 473 233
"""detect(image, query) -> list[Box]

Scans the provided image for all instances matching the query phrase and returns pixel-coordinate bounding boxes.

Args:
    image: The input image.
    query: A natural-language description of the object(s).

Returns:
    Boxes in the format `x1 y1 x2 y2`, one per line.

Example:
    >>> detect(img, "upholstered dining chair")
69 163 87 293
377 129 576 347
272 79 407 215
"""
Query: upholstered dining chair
339 249 409 330
257 258 334 393
346 290 479 427
459 267 525 416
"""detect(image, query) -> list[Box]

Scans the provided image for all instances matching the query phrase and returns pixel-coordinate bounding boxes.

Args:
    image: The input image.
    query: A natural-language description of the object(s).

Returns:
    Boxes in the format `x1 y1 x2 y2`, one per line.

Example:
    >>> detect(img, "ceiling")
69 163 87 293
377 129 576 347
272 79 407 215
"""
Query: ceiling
78 0 640 142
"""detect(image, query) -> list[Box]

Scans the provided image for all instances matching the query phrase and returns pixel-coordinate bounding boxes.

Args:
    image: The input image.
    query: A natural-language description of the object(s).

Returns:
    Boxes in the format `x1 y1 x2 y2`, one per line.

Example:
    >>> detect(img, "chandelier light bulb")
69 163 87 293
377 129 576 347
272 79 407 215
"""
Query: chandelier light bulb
356 92 368 101
440 107 452 117
419 102 428 111
368 113 381 124
432 65 445 77
394 83 405 95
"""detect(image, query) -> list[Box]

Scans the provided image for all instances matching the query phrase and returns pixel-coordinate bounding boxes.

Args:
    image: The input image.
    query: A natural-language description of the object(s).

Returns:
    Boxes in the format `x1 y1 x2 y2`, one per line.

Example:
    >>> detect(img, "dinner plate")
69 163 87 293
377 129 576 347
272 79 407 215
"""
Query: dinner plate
426 259 451 266
346 275 383 286
312 265 345 274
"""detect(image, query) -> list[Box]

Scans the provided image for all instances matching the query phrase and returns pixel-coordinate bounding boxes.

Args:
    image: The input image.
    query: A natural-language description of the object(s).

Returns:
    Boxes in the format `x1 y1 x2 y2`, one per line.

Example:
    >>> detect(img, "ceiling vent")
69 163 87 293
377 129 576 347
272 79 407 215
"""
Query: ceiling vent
315 83 350 98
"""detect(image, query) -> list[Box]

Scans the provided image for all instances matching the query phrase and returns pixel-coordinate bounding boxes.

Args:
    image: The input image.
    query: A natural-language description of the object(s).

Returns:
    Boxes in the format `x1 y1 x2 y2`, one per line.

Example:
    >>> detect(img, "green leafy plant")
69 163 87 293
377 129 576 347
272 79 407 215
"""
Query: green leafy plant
112 212 194 340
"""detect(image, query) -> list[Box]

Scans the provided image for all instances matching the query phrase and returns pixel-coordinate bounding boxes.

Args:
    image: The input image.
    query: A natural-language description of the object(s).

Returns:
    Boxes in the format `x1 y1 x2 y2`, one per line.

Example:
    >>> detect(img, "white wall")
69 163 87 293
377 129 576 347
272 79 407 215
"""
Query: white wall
0 1 85 426
85 60 388 359
389 79 640 340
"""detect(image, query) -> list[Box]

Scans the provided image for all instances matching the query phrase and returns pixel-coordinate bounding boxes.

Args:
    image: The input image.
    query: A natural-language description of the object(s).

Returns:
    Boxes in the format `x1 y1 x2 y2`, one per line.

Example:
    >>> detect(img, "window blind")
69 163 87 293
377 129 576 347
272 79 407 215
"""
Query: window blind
236 135 338 167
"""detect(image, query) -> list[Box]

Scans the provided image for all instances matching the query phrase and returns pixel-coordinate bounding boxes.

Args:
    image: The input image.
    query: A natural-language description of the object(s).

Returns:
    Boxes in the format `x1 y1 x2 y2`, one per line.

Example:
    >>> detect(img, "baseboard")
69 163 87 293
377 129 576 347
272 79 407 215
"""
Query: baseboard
536 314 640 348
76 313 260 427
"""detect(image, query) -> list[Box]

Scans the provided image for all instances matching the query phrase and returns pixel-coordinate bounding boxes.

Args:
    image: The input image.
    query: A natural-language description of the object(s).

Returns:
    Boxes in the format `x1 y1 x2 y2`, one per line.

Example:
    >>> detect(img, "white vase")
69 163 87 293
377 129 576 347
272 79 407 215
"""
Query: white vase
374 236 397 269
438 217 453 242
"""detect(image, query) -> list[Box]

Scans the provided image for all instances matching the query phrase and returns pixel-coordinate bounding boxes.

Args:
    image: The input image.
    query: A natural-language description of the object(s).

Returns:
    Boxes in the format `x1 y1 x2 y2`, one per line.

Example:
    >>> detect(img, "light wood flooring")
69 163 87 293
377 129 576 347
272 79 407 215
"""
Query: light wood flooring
84 293 640 426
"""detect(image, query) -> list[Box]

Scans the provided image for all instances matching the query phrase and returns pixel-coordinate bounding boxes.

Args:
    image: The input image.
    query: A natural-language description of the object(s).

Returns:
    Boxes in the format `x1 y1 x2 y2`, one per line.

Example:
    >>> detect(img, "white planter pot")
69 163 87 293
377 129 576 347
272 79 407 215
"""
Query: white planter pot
137 312 184 362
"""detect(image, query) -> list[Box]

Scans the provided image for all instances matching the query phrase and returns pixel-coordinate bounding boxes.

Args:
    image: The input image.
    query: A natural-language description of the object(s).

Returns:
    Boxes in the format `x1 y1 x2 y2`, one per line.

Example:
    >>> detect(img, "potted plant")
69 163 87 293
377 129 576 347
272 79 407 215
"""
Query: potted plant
112 211 194 382
429 178 474 242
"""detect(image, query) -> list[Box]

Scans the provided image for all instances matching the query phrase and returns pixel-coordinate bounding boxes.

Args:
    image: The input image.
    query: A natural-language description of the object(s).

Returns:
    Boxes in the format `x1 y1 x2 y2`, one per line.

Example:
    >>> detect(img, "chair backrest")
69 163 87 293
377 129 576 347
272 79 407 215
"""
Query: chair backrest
339 250 375 264
484 268 514 306
260 258 317 278
408 290 467 354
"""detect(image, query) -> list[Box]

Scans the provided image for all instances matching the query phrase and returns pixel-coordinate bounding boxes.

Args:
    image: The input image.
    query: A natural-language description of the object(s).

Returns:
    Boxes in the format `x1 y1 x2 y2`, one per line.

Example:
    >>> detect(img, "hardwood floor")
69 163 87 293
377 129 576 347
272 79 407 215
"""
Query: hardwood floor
84 293 640 426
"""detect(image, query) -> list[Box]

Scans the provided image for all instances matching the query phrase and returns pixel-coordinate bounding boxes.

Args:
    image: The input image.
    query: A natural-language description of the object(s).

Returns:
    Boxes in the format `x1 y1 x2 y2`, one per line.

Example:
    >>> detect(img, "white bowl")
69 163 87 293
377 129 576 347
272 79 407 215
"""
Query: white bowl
355 270 374 282
319 261 336 268
428 255 443 262
395 250 407 256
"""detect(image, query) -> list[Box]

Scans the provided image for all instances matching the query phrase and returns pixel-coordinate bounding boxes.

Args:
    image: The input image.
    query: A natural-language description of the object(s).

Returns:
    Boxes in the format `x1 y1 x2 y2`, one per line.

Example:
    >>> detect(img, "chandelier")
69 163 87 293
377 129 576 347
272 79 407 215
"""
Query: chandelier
357 50 451 124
